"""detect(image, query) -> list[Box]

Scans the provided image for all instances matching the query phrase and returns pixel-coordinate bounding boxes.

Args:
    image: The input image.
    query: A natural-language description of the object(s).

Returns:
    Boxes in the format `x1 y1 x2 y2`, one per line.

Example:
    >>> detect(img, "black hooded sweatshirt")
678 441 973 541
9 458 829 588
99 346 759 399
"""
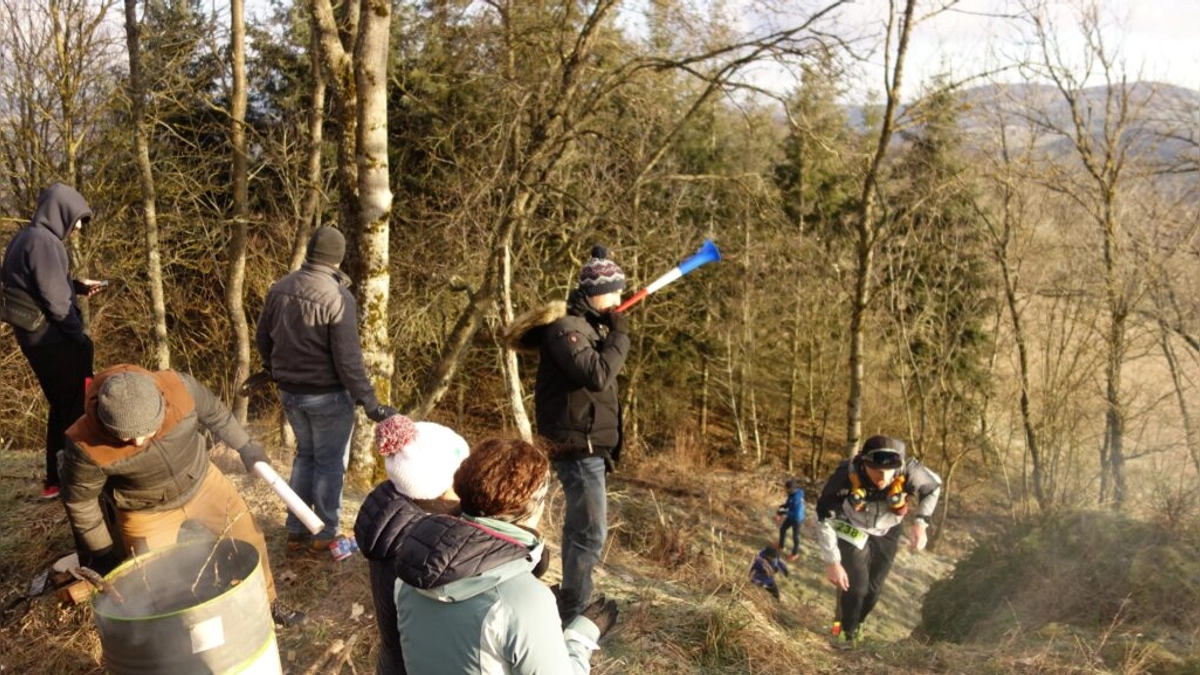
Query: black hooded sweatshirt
1 183 93 347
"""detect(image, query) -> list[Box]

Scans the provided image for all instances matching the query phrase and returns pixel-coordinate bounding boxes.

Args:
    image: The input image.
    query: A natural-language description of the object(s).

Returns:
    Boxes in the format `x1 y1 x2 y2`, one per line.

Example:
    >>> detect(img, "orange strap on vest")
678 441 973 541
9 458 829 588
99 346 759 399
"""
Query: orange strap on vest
848 468 908 514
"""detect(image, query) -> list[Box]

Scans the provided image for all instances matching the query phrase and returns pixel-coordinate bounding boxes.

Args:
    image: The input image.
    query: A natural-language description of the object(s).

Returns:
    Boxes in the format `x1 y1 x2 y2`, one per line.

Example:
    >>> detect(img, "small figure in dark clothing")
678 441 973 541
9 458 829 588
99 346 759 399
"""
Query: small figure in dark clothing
749 545 789 600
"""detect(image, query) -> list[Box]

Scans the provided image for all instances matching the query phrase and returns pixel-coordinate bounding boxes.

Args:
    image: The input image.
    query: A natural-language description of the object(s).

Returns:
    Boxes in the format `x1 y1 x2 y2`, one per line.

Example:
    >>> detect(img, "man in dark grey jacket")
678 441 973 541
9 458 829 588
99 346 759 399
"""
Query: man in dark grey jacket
256 227 396 554
1 183 105 499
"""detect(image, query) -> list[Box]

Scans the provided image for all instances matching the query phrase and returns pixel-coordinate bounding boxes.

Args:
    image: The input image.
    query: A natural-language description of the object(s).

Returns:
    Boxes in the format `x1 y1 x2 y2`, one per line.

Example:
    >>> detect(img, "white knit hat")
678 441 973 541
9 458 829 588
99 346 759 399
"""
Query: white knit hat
381 419 470 500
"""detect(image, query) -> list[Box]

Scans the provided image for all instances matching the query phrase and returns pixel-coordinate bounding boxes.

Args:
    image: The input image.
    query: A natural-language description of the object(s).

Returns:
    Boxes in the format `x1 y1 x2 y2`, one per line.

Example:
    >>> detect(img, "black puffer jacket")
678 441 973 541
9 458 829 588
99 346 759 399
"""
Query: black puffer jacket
354 482 430 675
0 182 92 347
532 290 629 463
394 514 530 591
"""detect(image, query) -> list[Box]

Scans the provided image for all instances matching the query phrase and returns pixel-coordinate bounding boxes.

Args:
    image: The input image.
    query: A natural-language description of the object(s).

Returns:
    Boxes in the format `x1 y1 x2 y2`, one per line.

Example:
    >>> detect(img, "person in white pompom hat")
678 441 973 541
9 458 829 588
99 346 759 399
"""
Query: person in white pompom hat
354 413 469 675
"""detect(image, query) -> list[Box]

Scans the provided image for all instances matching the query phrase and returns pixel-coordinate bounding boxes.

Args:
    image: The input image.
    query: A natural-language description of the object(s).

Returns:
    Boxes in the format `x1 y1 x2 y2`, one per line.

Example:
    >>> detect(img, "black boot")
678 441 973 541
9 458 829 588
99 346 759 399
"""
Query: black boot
271 600 307 627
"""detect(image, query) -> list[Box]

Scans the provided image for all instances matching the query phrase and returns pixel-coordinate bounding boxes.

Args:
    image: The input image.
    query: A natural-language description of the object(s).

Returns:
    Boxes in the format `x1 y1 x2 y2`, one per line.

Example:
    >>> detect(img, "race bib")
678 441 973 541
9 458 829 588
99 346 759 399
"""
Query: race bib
832 519 868 550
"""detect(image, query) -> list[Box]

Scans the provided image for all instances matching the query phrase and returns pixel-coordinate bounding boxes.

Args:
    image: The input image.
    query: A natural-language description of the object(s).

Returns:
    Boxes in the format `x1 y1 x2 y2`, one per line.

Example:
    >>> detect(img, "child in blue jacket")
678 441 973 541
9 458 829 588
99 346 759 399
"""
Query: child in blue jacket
749 545 789 599
777 478 805 560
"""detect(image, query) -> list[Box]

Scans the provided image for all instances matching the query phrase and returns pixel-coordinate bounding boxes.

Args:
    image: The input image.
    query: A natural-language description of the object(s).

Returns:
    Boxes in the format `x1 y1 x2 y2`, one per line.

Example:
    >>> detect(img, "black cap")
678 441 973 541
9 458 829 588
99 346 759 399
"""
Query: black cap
860 435 905 469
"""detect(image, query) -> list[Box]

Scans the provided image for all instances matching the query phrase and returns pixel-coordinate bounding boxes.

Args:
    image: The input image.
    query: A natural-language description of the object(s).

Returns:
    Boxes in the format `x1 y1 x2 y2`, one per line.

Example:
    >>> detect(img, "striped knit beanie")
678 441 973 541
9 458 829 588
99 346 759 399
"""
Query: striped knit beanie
577 245 626 297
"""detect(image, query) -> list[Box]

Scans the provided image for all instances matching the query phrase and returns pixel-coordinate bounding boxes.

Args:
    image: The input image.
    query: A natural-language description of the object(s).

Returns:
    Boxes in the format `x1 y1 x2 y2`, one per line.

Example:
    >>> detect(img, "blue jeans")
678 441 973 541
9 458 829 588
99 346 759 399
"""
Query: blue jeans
553 456 607 623
280 390 354 541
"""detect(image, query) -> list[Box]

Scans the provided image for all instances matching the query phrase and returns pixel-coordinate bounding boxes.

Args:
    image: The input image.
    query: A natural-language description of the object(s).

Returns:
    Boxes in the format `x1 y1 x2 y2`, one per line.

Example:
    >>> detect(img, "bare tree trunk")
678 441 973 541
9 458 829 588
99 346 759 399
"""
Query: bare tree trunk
1101 238 1128 508
289 24 326 272
308 0 359 268
500 242 532 441
844 0 916 457
124 0 169 369
786 312 799 473
227 0 250 423
347 0 393 479
700 309 711 441
725 335 745 451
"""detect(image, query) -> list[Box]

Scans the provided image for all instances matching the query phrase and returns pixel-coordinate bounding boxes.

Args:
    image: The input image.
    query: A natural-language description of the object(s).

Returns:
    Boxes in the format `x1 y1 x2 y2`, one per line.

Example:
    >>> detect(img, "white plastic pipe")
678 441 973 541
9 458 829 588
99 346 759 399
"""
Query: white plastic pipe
252 462 324 534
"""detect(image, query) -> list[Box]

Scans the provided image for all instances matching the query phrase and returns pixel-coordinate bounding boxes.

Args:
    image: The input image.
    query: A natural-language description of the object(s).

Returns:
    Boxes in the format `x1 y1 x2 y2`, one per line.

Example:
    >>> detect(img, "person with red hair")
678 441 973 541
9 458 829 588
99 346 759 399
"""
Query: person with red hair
393 438 618 674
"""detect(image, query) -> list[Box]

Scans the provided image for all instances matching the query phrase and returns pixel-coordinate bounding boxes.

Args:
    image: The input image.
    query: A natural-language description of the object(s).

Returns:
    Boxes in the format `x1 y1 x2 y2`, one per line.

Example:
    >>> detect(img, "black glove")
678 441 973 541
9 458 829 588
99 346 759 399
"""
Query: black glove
606 311 629 335
86 546 126 577
238 370 273 397
580 594 618 639
237 442 270 473
367 404 399 423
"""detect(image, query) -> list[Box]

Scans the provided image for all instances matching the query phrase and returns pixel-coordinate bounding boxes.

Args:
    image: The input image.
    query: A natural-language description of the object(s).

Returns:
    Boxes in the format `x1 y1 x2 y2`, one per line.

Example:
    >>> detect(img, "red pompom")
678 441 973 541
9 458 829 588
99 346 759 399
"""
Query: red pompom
375 414 419 456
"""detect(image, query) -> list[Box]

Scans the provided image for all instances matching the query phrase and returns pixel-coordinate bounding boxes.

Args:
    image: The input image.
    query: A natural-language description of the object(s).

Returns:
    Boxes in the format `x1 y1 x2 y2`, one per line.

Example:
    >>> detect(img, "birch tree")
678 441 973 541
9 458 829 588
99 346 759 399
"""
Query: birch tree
308 0 393 478
227 0 250 422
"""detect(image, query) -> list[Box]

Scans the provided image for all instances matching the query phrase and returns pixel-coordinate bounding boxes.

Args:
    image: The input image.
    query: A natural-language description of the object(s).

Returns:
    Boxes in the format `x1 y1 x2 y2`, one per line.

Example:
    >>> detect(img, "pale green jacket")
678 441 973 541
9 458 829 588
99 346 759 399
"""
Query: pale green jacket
396 516 600 674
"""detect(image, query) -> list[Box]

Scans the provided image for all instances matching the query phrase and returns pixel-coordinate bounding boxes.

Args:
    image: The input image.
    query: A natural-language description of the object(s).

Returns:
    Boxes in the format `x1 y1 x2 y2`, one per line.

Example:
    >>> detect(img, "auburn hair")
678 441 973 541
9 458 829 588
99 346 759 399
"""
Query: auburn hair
454 438 549 518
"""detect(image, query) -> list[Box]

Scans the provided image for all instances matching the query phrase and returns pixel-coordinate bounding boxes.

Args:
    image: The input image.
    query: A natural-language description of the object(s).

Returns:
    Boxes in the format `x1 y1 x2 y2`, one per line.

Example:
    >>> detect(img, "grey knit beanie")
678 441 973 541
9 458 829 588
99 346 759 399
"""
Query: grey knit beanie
306 227 346 267
97 372 165 439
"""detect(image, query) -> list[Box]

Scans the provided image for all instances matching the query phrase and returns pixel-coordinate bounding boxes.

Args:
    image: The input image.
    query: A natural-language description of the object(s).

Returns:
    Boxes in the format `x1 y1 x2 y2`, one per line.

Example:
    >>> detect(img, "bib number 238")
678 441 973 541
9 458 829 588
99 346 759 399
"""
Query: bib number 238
832 520 868 550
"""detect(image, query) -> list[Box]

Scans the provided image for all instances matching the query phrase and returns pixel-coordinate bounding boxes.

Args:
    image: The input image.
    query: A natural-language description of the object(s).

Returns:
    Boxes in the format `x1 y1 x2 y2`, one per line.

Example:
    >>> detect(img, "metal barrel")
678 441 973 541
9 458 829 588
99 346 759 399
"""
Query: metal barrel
93 538 281 675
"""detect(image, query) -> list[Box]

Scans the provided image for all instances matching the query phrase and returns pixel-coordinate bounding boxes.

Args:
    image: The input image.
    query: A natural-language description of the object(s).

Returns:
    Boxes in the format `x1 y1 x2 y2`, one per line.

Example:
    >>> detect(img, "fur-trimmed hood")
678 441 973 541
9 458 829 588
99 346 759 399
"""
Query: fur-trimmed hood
501 300 567 354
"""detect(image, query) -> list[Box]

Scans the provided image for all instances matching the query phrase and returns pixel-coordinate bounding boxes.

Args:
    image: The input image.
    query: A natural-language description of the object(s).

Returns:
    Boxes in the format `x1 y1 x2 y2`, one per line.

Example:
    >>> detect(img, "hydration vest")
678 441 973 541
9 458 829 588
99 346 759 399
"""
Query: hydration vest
847 465 908 515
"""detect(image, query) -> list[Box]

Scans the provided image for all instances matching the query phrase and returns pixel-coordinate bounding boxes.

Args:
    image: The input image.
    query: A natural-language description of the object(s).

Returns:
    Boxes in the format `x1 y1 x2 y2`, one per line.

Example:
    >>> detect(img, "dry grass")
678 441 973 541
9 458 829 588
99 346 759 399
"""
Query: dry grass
6 427 1192 674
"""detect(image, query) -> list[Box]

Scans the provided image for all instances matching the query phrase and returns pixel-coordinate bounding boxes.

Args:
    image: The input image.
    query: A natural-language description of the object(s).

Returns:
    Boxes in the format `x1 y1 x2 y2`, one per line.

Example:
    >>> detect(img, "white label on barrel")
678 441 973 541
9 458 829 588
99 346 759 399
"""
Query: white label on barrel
190 616 227 653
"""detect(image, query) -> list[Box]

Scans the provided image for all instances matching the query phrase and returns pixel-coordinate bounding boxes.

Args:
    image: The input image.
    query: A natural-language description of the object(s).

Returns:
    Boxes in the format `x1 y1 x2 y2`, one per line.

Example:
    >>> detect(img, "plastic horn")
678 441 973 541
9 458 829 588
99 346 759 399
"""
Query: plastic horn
252 462 324 534
615 239 721 313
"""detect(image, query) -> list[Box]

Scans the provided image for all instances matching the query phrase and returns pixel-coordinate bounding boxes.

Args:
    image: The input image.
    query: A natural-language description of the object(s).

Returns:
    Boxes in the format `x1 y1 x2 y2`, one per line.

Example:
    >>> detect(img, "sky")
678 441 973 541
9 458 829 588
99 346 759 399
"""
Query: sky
245 0 1199 102
893 0 1200 89
738 0 1200 100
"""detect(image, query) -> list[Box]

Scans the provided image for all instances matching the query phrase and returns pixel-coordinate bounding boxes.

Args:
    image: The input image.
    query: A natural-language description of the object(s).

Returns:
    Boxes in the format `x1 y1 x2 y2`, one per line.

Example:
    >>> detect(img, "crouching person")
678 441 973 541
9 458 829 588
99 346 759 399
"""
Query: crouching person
60 364 305 626
354 414 470 675
395 438 618 674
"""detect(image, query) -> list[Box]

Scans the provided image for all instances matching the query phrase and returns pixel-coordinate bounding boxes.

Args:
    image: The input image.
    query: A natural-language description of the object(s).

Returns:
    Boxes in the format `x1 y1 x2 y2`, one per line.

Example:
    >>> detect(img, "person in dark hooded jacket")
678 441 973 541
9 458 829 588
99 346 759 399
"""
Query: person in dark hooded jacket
1 183 105 499
502 245 630 625
354 413 469 675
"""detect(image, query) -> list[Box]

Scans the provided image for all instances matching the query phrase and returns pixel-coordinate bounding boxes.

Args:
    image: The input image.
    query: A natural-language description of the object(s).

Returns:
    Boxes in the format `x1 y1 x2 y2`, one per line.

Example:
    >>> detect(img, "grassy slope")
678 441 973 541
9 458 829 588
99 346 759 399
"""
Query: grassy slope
0 441 963 674
11 434 1189 674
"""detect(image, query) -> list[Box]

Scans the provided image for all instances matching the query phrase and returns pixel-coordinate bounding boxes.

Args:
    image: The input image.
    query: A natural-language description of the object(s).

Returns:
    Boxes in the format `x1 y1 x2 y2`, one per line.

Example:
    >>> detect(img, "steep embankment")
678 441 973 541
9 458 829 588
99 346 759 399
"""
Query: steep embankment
579 456 957 673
